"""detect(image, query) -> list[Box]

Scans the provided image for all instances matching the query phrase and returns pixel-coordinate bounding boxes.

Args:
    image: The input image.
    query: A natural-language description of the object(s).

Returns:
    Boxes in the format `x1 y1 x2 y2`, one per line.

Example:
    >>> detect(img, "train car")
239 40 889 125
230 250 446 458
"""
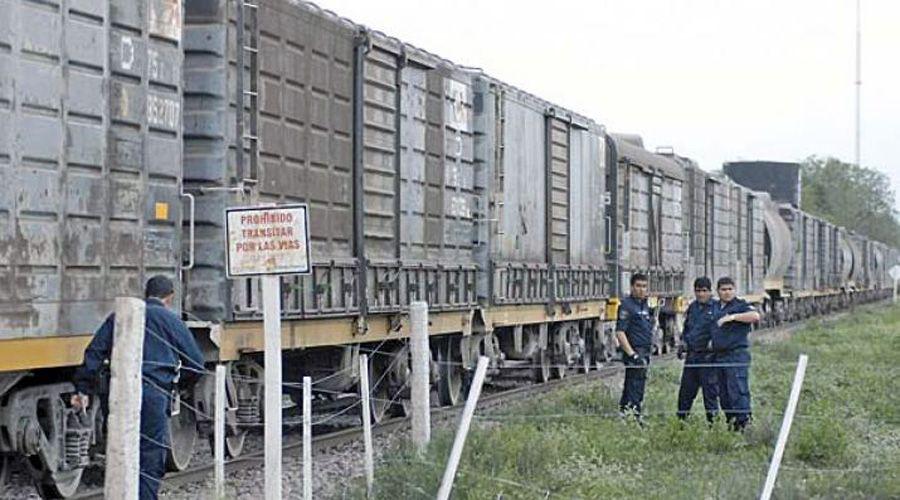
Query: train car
0 0 184 496
608 137 685 353
182 0 487 438
473 75 612 379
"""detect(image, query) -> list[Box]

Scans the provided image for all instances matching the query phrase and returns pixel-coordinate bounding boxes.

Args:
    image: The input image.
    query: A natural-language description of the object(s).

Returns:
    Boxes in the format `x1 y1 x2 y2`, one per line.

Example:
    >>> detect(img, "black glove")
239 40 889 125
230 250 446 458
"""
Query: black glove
676 345 685 360
628 353 647 367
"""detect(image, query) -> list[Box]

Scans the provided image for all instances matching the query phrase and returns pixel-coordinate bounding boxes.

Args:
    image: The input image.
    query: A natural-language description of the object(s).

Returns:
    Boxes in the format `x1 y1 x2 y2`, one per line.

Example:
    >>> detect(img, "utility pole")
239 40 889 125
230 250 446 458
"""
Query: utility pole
855 0 861 167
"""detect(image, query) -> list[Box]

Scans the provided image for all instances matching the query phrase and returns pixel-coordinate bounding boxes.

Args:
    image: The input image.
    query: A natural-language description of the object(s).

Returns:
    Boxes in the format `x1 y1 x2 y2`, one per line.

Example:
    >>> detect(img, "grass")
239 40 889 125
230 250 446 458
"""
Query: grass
352 304 900 499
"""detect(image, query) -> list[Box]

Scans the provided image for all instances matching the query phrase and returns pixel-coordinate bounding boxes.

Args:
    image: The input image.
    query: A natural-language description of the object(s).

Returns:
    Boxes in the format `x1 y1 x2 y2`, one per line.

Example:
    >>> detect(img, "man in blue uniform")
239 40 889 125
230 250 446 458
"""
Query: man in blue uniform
676 277 720 422
616 273 654 417
71 276 206 500
711 276 760 431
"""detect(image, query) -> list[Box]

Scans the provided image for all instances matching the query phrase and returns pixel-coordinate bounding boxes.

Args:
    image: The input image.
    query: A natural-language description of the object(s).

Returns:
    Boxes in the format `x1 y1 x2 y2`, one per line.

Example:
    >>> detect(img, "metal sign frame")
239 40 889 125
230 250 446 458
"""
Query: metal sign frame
225 203 312 278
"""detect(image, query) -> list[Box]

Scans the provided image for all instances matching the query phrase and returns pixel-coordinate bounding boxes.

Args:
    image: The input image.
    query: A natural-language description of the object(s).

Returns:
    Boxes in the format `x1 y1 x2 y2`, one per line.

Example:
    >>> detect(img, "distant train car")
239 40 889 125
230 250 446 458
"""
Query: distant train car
724 162 892 322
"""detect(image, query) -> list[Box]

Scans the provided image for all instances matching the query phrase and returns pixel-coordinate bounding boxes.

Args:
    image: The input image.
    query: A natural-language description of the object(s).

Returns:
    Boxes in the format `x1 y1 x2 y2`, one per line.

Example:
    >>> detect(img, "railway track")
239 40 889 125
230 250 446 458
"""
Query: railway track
69 362 634 499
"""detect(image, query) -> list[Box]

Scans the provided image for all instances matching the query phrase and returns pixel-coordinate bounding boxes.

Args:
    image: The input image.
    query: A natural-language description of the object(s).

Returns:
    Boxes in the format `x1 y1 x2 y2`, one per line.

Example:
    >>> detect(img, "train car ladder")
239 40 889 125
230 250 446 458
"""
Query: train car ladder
236 0 260 189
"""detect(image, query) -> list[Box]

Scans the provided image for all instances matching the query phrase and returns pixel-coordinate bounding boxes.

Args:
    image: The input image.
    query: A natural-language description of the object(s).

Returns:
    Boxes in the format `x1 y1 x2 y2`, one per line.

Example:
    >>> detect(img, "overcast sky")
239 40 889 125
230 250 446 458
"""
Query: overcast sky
315 0 899 207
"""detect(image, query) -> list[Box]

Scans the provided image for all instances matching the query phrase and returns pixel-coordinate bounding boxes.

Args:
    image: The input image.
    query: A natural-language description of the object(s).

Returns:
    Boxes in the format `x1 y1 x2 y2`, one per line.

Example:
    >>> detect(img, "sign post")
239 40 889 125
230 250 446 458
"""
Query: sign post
226 204 312 500
889 266 900 304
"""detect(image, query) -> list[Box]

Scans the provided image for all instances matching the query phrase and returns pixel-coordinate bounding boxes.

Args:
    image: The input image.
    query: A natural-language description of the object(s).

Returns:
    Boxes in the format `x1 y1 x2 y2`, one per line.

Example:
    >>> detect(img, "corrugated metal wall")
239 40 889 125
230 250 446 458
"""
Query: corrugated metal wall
708 179 732 282
493 90 546 263
627 168 650 269
661 179 683 270
183 0 358 320
0 0 183 338
567 128 604 266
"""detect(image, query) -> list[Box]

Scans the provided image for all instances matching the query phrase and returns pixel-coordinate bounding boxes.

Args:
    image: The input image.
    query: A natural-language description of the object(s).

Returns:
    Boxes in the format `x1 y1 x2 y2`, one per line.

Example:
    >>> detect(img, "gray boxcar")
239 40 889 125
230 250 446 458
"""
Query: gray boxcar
611 135 683 298
183 0 478 322
474 77 606 306
0 0 184 339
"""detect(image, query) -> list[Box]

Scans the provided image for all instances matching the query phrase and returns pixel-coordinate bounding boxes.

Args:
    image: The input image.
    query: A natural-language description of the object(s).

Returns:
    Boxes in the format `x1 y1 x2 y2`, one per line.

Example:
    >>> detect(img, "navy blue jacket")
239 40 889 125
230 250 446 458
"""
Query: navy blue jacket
74 298 206 396
616 296 654 349
682 299 717 352
711 298 756 352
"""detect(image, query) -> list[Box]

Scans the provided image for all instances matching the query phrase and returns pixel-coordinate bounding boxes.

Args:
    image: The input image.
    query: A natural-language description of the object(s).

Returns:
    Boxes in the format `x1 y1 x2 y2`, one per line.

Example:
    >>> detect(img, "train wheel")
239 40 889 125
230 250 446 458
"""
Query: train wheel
208 425 246 459
217 360 261 458
578 330 593 374
26 458 82 499
166 395 198 472
366 349 406 424
209 431 246 460
533 348 551 383
437 339 465 406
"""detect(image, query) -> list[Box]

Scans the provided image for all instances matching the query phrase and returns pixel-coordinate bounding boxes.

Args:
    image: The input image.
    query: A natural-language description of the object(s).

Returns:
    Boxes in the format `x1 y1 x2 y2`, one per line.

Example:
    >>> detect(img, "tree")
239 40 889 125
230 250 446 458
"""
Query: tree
801 156 900 246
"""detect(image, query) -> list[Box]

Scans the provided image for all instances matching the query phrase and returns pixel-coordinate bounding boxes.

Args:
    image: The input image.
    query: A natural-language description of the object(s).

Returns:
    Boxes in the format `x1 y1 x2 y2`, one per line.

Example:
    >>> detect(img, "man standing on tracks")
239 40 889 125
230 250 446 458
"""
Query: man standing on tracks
616 273 653 419
711 276 760 431
71 275 206 500
676 277 720 422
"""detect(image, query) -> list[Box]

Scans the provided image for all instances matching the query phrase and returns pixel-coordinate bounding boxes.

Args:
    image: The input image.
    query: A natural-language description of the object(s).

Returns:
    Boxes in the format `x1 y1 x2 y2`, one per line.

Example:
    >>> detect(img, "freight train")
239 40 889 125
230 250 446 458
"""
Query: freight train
0 0 895 496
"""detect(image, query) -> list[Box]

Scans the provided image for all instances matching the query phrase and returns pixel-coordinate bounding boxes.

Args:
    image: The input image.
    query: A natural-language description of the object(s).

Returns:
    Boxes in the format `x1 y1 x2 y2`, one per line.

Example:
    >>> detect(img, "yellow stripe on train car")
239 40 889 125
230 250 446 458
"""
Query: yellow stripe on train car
0 335 92 372
606 298 620 320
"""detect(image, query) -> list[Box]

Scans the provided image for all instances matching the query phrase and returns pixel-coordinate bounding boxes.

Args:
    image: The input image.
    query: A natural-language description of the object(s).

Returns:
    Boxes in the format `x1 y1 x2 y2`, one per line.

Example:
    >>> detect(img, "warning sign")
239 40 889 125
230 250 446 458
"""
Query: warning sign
225 204 312 277
890 265 900 281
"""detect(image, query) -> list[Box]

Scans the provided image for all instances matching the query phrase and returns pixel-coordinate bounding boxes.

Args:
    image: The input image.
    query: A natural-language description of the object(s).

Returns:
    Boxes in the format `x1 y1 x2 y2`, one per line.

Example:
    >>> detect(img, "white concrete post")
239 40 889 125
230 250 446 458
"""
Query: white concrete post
302 376 312 500
104 297 146 500
760 354 809 500
436 356 489 500
359 354 375 498
262 275 283 500
214 364 226 499
409 301 431 453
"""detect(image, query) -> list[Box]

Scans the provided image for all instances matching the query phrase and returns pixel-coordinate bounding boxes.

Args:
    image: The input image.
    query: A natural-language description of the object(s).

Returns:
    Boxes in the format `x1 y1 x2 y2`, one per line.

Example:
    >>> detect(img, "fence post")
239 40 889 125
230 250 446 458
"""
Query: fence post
262 275 283 500
409 301 431 453
760 354 809 500
359 354 375 498
302 376 312 500
214 364 226 499
104 297 146 500
436 356 489 500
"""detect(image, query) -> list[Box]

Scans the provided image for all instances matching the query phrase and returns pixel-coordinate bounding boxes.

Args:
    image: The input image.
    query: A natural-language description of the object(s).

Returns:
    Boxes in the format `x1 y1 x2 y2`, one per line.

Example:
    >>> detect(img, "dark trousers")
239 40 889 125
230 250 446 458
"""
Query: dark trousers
619 349 651 415
676 354 719 421
716 349 752 430
140 381 171 500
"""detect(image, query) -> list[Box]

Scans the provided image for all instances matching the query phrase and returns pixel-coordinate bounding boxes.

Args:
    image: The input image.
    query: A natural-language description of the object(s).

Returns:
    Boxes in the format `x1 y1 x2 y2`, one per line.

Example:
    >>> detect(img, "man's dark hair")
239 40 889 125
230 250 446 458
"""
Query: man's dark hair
630 273 649 286
716 276 735 289
145 275 175 299
693 277 712 290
